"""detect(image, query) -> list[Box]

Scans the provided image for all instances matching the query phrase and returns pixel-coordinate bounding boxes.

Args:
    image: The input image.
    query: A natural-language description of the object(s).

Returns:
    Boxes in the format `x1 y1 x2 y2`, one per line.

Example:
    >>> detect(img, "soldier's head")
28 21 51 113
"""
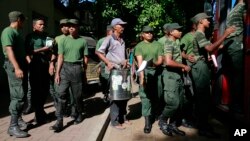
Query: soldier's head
68 19 79 36
106 25 113 36
141 26 154 42
33 18 45 32
192 13 212 28
59 19 69 35
167 23 182 39
8 11 26 28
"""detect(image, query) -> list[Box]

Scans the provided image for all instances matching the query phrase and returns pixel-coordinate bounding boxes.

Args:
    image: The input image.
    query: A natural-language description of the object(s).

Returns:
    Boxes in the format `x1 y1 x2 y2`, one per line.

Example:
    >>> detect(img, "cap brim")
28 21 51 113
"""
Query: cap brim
117 21 127 25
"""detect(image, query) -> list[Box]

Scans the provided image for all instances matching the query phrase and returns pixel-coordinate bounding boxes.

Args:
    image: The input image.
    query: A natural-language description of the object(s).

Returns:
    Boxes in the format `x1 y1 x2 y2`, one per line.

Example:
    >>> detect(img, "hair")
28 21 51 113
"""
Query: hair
32 18 44 25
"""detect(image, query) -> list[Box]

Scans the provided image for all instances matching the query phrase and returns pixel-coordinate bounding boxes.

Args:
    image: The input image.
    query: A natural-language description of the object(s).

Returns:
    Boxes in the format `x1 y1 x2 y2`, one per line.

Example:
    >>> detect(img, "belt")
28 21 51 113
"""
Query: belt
63 61 82 65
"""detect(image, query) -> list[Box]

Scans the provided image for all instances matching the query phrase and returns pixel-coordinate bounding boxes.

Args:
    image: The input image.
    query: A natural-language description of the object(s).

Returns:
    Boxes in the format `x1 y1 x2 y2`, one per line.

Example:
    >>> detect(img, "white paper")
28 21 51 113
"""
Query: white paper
137 60 147 73
211 54 218 68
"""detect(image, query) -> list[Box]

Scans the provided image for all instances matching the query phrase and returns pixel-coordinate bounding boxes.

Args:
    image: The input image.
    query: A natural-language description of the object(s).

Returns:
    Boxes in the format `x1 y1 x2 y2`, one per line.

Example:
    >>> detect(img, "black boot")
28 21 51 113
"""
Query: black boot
170 122 186 136
144 116 152 134
18 116 28 130
74 113 84 124
158 115 172 136
49 119 63 132
23 98 32 115
8 115 28 138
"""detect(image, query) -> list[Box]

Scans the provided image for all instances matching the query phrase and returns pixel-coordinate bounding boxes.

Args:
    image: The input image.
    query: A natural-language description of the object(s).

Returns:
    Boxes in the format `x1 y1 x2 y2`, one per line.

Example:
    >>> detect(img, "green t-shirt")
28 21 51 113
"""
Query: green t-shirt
54 34 68 55
25 32 47 52
193 31 211 60
226 2 246 38
180 32 195 55
96 37 105 51
1 27 25 60
158 36 168 45
164 38 182 63
58 35 88 62
134 40 163 63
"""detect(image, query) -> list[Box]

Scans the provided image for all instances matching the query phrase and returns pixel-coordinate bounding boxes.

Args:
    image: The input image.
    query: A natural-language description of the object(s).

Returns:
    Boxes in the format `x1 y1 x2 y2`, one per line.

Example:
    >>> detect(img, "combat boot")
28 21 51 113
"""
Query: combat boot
158 115 172 136
49 119 63 132
144 116 152 134
74 113 84 124
8 115 28 138
18 116 28 130
170 122 186 136
23 98 32 115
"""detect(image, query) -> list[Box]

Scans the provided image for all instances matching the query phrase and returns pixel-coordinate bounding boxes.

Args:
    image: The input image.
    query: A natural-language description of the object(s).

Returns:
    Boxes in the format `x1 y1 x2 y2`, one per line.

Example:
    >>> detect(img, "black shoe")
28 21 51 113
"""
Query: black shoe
198 129 220 138
171 125 186 136
159 123 173 136
181 119 195 128
8 116 28 138
49 120 63 132
144 116 152 134
74 114 84 124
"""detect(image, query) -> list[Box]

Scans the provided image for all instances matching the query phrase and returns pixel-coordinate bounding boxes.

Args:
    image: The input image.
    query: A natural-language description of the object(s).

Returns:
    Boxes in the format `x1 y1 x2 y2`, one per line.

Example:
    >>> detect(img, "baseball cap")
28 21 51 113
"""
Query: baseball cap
59 19 69 25
68 19 79 25
142 26 153 32
111 18 127 27
8 11 26 22
163 23 170 30
192 13 212 24
167 23 182 31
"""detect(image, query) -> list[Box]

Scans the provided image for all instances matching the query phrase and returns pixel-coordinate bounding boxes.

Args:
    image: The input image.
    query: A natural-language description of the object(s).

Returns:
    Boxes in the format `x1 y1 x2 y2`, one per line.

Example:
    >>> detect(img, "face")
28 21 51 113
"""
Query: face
201 18 210 28
113 24 125 34
170 29 182 39
61 24 69 35
142 32 153 42
33 20 45 32
69 24 79 35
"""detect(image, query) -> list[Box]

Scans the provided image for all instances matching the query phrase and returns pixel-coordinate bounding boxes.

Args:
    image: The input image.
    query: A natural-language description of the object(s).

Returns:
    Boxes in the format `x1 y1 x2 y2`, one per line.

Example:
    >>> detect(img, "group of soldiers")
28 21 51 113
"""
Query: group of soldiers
1 0 245 138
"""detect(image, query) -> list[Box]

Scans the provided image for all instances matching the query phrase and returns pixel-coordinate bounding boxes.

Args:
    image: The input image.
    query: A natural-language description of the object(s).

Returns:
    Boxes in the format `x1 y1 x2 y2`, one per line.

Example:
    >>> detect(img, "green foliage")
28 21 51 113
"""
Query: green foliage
98 0 185 40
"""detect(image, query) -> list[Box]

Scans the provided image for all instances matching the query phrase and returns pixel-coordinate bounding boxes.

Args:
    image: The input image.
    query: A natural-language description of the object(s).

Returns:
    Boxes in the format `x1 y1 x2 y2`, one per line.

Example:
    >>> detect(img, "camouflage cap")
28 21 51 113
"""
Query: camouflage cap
167 23 182 31
8 11 26 22
59 19 69 25
68 19 79 25
192 13 212 24
142 26 153 32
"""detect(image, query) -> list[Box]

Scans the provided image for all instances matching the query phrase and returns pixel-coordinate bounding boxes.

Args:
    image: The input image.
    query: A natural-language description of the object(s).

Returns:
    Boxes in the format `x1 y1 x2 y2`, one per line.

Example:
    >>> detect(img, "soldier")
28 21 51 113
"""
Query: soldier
158 23 190 136
1 11 28 137
158 23 170 45
134 26 163 133
51 19 88 132
96 18 130 130
190 13 235 137
222 0 246 113
95 25 113 103
25 18 51 125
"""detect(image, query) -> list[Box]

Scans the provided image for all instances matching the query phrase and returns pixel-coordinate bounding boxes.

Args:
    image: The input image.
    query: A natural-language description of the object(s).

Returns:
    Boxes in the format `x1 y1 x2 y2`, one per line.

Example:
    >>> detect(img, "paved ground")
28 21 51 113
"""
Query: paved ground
0 89 248 141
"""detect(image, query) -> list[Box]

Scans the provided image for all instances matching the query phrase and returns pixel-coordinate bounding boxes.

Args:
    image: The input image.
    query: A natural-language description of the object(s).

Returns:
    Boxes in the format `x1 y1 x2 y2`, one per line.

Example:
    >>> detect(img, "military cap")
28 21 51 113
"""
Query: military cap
111 18 127 27
59 19 69 25
8 11 26 22
167 23 182 31
68 19 79 25
192 13 212 24
142 26 153 32
163 23 170 30
106 25 113 31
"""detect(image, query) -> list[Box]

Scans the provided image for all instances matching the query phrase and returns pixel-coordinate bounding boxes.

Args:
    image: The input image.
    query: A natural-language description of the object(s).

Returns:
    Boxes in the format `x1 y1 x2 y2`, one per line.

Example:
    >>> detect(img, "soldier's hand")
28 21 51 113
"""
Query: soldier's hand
49 64 55 76
183 65 191 72
224 26 236 36
15 68 23 79
55 74 60 84
107 62 114 70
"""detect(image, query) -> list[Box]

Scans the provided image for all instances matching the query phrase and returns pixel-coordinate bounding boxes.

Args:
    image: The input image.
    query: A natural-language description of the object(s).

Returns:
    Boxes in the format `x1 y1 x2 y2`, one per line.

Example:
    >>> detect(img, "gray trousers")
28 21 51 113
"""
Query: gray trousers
56 62 84 119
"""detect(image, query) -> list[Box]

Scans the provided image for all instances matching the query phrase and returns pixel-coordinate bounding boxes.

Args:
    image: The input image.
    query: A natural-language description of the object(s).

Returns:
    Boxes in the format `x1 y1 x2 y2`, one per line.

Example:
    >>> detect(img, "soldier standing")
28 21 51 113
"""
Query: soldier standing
1 11 28 137
134 26 163 133
51 19 88 132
